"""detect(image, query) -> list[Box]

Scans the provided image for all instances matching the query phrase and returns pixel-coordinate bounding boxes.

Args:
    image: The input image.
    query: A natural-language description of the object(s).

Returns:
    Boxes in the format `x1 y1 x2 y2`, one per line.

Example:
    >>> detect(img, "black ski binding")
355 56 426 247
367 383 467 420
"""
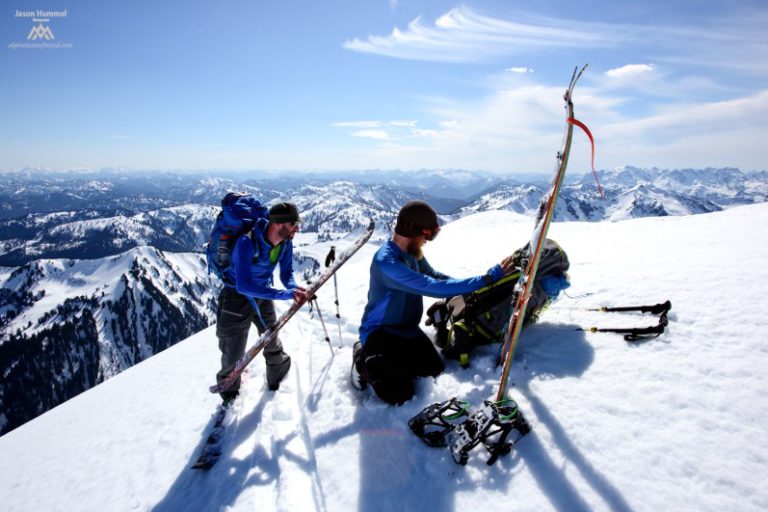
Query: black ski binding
449 399 531 466
409 397 470 447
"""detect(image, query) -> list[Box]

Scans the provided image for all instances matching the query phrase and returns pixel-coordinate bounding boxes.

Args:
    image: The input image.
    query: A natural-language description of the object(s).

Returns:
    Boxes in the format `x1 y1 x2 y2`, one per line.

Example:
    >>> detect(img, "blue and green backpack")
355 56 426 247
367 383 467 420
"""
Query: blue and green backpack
205 193 269 283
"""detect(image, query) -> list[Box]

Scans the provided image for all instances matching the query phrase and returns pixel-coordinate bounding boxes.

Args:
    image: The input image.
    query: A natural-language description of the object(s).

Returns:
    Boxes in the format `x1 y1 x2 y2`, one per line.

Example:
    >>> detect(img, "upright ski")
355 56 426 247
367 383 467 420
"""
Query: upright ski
210 221 375 394
496 65 591 402
409 66 598 467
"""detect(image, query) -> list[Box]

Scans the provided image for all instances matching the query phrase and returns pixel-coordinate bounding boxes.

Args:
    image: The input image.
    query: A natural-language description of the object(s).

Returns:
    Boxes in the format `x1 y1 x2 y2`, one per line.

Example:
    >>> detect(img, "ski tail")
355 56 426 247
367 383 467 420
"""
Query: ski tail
191 402 232 470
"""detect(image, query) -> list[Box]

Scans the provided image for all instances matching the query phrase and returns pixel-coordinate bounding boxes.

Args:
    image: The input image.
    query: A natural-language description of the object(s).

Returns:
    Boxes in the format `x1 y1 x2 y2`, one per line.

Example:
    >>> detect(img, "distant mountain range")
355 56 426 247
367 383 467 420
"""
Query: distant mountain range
2 166 766 266
458 166 768 221
1 166 766 435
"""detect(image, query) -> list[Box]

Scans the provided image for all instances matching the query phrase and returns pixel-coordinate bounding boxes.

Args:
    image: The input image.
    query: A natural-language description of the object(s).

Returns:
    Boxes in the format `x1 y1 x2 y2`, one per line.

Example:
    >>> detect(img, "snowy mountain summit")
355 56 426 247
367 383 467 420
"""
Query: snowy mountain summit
2 204 767 512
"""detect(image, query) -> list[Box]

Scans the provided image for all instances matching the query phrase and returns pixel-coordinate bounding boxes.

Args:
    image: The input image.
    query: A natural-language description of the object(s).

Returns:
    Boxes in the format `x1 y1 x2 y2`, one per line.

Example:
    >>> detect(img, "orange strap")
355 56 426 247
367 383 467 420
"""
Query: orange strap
568 117 604 198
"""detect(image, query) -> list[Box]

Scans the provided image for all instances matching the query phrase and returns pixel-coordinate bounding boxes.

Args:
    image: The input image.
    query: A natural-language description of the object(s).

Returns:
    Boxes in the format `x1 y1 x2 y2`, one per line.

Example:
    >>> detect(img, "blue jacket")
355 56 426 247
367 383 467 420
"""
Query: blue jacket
359 240 504 343
226 219 298 301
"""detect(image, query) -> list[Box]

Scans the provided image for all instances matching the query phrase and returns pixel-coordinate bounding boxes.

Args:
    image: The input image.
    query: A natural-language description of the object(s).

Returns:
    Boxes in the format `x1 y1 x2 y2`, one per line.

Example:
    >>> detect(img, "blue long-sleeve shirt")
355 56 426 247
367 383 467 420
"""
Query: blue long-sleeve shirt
226 219 298 301
359 240 504 343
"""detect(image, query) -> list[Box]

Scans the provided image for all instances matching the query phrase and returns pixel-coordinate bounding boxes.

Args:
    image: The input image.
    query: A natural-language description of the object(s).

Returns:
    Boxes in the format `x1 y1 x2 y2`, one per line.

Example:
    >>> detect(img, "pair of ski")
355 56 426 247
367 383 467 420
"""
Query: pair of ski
410 65 596 466
191 221 375 470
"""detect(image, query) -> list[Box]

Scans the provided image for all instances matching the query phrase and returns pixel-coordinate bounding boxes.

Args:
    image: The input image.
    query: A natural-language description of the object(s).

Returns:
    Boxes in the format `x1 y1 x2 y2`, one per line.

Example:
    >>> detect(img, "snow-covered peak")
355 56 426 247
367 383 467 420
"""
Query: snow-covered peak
2 204 767 511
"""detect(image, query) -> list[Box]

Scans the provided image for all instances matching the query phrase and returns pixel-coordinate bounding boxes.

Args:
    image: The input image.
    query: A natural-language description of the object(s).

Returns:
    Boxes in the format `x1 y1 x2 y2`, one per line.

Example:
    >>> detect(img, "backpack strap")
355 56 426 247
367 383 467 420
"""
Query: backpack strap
221 229 259 289
243 229 260 261
245 227 286 264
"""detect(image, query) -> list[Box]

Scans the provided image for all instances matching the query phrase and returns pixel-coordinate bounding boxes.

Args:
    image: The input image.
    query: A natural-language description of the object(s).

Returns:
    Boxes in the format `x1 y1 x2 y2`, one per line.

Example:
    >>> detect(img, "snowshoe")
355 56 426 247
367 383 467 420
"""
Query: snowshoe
449 398 531 466
409 398 470 447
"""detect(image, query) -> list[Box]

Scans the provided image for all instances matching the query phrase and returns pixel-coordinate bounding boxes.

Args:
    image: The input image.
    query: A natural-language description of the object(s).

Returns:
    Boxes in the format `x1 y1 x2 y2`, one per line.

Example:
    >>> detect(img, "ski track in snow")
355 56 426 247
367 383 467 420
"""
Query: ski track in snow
2 204 768 511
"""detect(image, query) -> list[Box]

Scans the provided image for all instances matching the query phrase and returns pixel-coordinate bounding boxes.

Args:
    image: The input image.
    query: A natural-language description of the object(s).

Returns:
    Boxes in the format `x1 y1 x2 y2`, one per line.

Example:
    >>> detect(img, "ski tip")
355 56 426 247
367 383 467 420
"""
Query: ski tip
568 64 589 92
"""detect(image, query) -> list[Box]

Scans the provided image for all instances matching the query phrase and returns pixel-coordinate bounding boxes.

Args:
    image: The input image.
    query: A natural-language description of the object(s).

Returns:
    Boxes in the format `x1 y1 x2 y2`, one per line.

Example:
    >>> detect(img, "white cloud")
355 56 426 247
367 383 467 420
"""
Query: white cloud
332 121 382 128
439 120 460 129
343 6 613 62
411 128 442 138
389 120 418 127
333 120 417 129
605 64 654 79
603 89 768 138
334 120 419 143
360 85 576 172
352 129 392 140
343 6 768 77
507 67 534 74
331 77 768 173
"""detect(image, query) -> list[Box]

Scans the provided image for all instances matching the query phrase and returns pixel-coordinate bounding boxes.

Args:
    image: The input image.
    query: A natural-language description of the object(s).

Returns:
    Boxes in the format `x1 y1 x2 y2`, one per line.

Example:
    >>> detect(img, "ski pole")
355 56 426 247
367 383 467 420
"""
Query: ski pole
587 300 671 315
310 298 334 355
325 246 344 348
579 310 669 341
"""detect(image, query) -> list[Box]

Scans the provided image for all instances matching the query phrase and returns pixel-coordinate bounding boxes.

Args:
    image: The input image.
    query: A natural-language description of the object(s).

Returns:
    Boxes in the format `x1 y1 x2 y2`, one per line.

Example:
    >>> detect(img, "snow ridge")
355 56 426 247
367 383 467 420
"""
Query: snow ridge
2 204 768 511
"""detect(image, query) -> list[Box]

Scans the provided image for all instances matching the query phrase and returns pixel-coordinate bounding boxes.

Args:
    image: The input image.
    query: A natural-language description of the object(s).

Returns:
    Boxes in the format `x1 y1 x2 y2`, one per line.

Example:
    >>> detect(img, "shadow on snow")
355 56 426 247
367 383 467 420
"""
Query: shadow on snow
151 320 633 512
151 392 277 512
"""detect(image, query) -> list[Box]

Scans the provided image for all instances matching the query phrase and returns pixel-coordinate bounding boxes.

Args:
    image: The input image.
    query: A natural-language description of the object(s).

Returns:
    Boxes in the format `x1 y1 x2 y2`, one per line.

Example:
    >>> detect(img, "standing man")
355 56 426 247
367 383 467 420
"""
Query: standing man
352 200 514 405
216 202 310 402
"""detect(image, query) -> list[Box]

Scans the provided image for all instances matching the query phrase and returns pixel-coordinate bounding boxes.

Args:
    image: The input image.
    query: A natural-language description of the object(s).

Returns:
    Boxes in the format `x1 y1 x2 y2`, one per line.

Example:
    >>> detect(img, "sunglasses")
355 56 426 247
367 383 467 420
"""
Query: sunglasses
422 224 440 241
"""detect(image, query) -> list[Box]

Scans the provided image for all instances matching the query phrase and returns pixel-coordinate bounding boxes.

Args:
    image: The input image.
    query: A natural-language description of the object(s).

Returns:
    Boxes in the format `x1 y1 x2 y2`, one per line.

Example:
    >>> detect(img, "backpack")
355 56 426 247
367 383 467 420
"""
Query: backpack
425 239 570 366
205 193 269 283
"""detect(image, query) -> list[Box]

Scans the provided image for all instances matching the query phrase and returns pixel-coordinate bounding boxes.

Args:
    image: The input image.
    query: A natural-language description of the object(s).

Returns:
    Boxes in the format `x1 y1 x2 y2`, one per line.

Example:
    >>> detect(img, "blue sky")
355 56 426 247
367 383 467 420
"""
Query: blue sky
1 0 766 173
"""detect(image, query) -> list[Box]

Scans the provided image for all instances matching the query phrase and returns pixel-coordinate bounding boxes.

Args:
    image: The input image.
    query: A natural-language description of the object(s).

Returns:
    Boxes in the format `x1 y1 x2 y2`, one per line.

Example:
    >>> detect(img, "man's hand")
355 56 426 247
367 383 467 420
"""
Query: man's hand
293 287 313 304
499 255 517 274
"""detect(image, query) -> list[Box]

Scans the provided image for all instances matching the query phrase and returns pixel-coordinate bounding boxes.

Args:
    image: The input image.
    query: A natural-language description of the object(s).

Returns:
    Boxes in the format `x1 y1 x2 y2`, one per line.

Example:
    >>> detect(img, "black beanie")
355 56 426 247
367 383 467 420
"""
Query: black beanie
395 200 438 237
269 202 300 224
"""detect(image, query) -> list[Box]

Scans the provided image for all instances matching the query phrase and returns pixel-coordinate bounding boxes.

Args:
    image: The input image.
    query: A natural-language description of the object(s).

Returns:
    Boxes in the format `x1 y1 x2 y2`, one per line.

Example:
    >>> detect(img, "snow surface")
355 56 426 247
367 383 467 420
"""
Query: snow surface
2 204 768 512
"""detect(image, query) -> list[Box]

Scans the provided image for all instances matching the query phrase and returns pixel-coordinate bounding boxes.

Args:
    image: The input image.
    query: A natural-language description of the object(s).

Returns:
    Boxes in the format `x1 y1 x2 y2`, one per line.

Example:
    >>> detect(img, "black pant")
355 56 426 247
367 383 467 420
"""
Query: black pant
362 329 444 405
215 287 288 393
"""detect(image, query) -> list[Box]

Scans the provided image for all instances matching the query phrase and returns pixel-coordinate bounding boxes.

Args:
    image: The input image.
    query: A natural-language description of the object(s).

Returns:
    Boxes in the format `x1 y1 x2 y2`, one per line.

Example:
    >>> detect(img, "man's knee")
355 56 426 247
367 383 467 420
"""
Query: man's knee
366 353 414 405
370 378 414 405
